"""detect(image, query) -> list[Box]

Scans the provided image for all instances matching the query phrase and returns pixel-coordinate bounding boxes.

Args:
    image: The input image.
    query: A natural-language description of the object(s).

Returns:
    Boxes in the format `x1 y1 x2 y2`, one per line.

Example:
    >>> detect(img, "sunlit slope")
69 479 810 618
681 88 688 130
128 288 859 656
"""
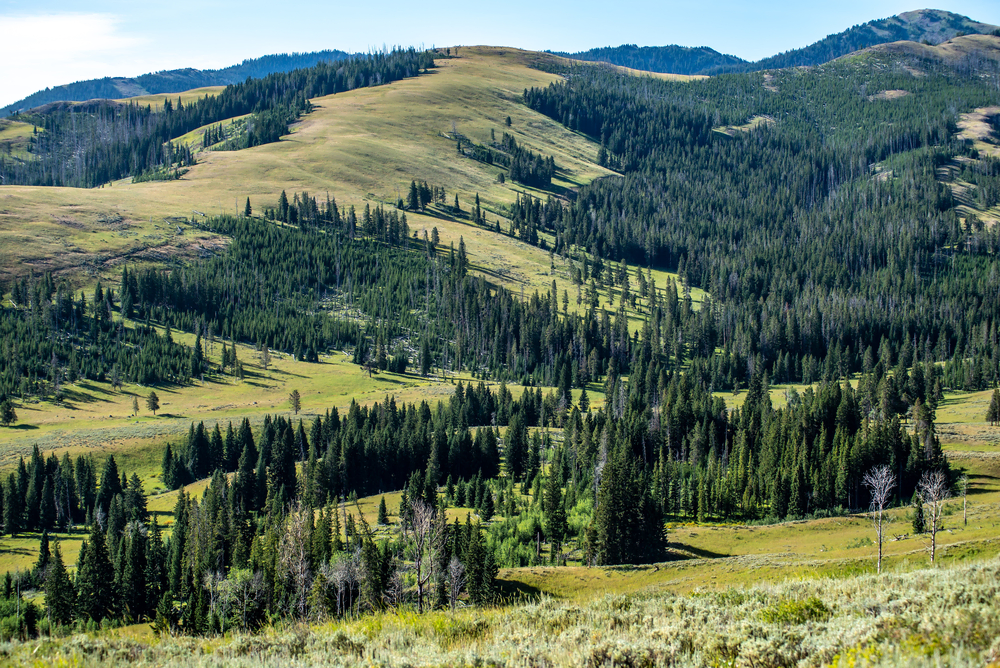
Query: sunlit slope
0 48 613 286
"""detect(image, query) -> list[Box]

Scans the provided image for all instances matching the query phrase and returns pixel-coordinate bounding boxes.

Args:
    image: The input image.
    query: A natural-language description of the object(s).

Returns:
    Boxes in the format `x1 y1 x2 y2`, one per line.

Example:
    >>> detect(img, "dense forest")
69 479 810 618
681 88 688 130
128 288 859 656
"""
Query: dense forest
554 44 746 75
524 51 1000 394
0 49 433 187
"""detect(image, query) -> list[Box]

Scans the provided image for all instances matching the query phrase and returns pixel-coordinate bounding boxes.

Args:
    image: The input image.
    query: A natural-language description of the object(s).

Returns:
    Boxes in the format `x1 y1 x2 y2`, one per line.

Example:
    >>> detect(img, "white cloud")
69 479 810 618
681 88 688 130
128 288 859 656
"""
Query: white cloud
0 13 145 107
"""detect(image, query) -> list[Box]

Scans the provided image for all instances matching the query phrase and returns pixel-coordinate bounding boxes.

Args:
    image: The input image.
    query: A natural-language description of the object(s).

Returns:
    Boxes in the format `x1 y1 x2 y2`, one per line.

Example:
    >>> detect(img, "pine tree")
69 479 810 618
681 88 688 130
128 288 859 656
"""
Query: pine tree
4 474 21 535
544 471 567 555
35 530 50 574
0 399 16 427
377 496 388 525
244 197 252 217
96 455 122 514
988 389 1000 426
120 523 147 621
45 542 75 627
147 391 160 416
408 180 420 210
75 522 117 621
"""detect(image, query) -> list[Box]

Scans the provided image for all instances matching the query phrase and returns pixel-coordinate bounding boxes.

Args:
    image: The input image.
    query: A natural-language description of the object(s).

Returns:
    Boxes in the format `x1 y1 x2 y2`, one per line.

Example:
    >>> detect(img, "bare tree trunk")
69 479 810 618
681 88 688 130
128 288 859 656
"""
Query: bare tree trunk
918 470 950 564
863 465 895 574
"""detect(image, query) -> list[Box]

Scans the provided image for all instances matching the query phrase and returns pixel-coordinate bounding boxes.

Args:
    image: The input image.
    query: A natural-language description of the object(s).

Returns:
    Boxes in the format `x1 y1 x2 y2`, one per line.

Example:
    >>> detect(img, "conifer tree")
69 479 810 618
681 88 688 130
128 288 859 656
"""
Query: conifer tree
0 399 16 427
76 521 117 621
377 496 388 525
988 389 1000 426
45 542 75 628
544 471 567 557
147 391 160 416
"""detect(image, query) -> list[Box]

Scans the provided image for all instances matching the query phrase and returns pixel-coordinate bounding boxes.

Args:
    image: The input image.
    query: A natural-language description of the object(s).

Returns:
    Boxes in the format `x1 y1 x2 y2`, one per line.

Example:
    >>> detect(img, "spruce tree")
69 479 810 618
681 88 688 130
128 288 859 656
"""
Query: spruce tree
377 496 388 525
45 542 75 628
75 522 117 622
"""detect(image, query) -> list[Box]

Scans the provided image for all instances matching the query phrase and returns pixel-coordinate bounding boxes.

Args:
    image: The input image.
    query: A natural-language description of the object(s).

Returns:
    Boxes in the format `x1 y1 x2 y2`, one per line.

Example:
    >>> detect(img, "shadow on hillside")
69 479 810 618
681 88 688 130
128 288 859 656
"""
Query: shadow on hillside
8 423 38 430
666 543 729 560
494 577 543 602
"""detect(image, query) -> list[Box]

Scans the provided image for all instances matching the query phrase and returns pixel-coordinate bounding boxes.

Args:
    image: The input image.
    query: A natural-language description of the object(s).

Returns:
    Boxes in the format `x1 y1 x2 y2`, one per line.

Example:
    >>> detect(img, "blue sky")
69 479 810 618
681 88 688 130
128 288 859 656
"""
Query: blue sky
2 1 999 107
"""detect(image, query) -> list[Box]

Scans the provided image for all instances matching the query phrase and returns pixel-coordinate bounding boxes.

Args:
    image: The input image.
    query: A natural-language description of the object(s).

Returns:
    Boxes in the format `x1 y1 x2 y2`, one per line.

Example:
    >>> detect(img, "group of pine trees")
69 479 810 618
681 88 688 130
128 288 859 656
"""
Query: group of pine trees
0 273 192 402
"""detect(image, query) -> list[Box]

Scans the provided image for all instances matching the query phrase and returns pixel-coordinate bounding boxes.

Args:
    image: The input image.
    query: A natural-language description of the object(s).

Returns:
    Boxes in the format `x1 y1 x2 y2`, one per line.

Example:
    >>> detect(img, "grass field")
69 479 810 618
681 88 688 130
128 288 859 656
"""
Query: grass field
0 118 34 160
113 86 225 111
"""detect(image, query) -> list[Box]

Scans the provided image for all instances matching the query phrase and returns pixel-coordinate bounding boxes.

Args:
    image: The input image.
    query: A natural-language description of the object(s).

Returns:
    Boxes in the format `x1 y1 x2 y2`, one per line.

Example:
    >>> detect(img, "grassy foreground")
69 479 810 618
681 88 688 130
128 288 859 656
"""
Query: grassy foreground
2 557 999 666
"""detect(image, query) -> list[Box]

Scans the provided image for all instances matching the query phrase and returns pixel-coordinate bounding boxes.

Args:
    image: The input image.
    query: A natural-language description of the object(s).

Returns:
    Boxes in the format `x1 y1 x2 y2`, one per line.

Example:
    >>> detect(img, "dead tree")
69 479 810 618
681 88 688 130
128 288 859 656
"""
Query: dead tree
917 470 950 564
404 500 439 613
863 465 896 574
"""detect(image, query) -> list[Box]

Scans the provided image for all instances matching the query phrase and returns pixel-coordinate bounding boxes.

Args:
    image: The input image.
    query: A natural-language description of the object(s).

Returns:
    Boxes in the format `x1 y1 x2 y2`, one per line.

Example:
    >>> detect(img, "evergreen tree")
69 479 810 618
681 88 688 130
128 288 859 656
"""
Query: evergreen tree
75 521 117 621
377 496 388 525
120 523 148 621
45 542 75 628
0 399 16 427
988 389 1000 426
147 391 160 415
95 455 122 515
544 471 568 555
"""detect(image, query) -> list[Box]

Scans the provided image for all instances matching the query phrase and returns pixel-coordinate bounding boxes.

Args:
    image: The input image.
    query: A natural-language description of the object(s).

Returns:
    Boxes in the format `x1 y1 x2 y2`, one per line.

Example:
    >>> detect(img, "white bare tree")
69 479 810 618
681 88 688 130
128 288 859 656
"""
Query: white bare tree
448 555 466 610
404 499 440 613
218 568 264 632
279 501 314 618
862 465 896 574
203 570 225 632
917 470 950 563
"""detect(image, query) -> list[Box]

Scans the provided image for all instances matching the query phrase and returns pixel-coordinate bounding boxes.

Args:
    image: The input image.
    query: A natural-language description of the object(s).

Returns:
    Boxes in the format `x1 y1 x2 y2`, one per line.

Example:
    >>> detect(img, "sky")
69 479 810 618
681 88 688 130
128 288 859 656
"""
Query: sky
2 0 1000 108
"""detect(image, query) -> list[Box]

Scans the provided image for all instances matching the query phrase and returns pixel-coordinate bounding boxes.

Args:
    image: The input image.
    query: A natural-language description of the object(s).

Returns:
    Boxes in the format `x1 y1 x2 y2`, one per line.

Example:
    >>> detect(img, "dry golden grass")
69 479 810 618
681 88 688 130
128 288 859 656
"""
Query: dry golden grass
0 48 610 288
114 86 225 110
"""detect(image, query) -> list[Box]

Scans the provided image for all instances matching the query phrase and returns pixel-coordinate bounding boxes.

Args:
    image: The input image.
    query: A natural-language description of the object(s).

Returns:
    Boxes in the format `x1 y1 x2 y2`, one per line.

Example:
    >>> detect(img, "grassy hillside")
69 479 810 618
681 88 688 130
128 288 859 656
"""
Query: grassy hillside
0 48 612 291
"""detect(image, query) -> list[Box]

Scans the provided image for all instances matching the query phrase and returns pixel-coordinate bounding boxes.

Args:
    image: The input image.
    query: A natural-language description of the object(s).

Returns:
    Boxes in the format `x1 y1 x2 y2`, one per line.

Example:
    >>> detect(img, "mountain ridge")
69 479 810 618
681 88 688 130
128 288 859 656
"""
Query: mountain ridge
1 49 352 117
557 9 999 75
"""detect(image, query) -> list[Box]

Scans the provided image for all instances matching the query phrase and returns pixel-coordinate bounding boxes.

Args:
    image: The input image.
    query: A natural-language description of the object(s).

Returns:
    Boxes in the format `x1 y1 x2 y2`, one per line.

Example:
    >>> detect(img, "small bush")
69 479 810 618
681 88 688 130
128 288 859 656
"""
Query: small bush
760 596 832 625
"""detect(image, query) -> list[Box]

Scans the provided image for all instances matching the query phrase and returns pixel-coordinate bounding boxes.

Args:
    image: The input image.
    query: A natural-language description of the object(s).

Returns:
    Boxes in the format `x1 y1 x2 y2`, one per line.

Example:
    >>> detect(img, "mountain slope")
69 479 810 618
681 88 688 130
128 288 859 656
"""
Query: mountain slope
553 44 745 75
0 48 612 292
1 49 351 116
561 9 999 76
725 8 1000 73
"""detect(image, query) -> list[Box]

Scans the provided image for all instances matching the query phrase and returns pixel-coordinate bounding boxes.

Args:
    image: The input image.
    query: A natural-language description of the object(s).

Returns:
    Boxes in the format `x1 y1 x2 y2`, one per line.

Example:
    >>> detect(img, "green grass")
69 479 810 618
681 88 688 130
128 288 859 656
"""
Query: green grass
0 119 34 160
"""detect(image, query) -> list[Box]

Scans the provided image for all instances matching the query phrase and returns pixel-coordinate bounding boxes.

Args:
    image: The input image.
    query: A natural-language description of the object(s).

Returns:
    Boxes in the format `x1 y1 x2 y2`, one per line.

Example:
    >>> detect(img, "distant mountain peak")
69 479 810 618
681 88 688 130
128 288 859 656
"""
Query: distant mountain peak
558 9 999 77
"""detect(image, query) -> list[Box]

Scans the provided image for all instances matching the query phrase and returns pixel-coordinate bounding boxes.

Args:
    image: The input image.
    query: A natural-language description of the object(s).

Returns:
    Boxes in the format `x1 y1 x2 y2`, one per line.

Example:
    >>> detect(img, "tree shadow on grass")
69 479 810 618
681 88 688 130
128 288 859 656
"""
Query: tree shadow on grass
7 424 38 430
495 578 543 602
666 543 729 560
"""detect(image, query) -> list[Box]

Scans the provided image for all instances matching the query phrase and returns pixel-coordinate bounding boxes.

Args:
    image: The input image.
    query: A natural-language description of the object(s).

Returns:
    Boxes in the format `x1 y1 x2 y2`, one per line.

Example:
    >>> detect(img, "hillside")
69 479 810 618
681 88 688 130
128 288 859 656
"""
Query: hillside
2 28 1000 654
0 49 351 117
735 8 1000 73
554 44 745 75
562 9 1000 75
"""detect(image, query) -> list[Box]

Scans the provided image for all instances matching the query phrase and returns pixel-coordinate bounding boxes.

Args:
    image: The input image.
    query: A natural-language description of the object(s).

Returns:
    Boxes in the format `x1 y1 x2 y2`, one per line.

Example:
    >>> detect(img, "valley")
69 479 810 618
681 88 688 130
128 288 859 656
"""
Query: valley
0 8 999 666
